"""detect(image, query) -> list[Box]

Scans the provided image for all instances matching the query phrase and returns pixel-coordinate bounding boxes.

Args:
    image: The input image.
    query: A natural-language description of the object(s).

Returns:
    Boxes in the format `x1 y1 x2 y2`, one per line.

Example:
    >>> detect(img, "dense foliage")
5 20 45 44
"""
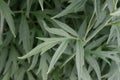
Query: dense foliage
1 0 120 80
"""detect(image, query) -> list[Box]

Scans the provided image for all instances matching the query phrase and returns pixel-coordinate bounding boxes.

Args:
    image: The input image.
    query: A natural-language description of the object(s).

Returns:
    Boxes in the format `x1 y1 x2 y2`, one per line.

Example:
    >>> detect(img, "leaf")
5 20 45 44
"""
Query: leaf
0 11 4 45
39 0 44 11
102 62 120 80
75 40 84 80
0 49 8 73
45 28 71 37
110 8 120 16
47 40 69 73
107 0 118 12
82 67 92 80
3 46 19 75
107 19 120 26
70 67 77 80
3 57 12 75
26 0 33 17
107 26 120 47
2 71 10 80
86 55 101 80
36 37 67 42
94 11 106 28
10 46 19 76
94 0 100 16
85 35 107 50
40 41 59 55
86 16 111 43
61 54 75 68
52 0 87 18
37 38 70 55
0 36 2 45
19 15 31 53
52 19 78 37
0 0 16 37
37 54 49 80
28 54 39 70
14 67 25 80
27 72 35 80
95 50 120 63
107 26 116 44
2 31 13 47
78 20 87 38
18 38 66 59
42 20 72 37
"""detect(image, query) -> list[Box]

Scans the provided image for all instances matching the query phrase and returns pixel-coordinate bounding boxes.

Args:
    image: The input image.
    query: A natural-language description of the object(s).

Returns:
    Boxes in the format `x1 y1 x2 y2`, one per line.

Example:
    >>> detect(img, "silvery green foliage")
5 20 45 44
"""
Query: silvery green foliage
0 0 120 80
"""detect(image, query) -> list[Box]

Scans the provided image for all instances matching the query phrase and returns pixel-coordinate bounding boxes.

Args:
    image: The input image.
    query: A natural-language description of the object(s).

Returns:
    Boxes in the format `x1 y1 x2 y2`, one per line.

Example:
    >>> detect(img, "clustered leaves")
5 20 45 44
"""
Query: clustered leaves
1 0 120 80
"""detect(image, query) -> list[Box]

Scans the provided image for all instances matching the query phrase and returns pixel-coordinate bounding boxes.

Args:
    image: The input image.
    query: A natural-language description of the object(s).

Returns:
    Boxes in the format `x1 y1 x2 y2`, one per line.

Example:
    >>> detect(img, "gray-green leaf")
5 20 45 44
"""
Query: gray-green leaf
47 40 69 73
0 0 16 37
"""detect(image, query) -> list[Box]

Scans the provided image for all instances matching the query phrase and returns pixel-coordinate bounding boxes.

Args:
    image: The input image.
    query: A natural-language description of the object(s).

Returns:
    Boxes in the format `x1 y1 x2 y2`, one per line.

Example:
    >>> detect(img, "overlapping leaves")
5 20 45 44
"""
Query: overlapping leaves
1 0 120 80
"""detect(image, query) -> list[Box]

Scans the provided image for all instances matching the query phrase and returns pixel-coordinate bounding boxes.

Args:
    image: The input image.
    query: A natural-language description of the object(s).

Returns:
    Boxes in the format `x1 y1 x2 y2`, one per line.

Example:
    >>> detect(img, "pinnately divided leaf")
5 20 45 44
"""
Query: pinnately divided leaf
18 38 67 59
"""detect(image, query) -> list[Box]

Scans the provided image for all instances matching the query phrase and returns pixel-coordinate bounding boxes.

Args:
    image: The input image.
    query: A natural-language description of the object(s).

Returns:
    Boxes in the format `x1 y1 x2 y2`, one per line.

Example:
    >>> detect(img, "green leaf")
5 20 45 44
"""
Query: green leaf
86 55 101 80
85 35 107 50
86 16 111 43
28 54 39 70
94 11 106 28
107 26 120 47
3 46 19 75
75 40 84 80
52 19 78 37
61 54 75 68
47 40 69 73
19 15 31 53
95 50 120 63
0 49 8 73
18 38 66 59
70 67 77 80
36 37 67 42
0 11 4 45
14 67 25 80
2 71 10 80
27 72 35 80
82 67 92 80
0 36 2 45
39 0 44 11
42 20 72 37
102 62 120 79
52 0 87 18
0 0 16 37
107 19 120 26
78 20 87 38
94 0 100 16
107 0 118 12
110 8 120 16
26 0 33 17
37 54 49 80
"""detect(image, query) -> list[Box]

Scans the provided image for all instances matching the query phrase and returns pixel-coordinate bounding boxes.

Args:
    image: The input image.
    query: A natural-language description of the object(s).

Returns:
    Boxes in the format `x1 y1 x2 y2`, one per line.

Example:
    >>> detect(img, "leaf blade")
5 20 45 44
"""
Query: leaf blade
0 0 16 37
47 40 69 73
75 40 84 80
52 19 78 37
